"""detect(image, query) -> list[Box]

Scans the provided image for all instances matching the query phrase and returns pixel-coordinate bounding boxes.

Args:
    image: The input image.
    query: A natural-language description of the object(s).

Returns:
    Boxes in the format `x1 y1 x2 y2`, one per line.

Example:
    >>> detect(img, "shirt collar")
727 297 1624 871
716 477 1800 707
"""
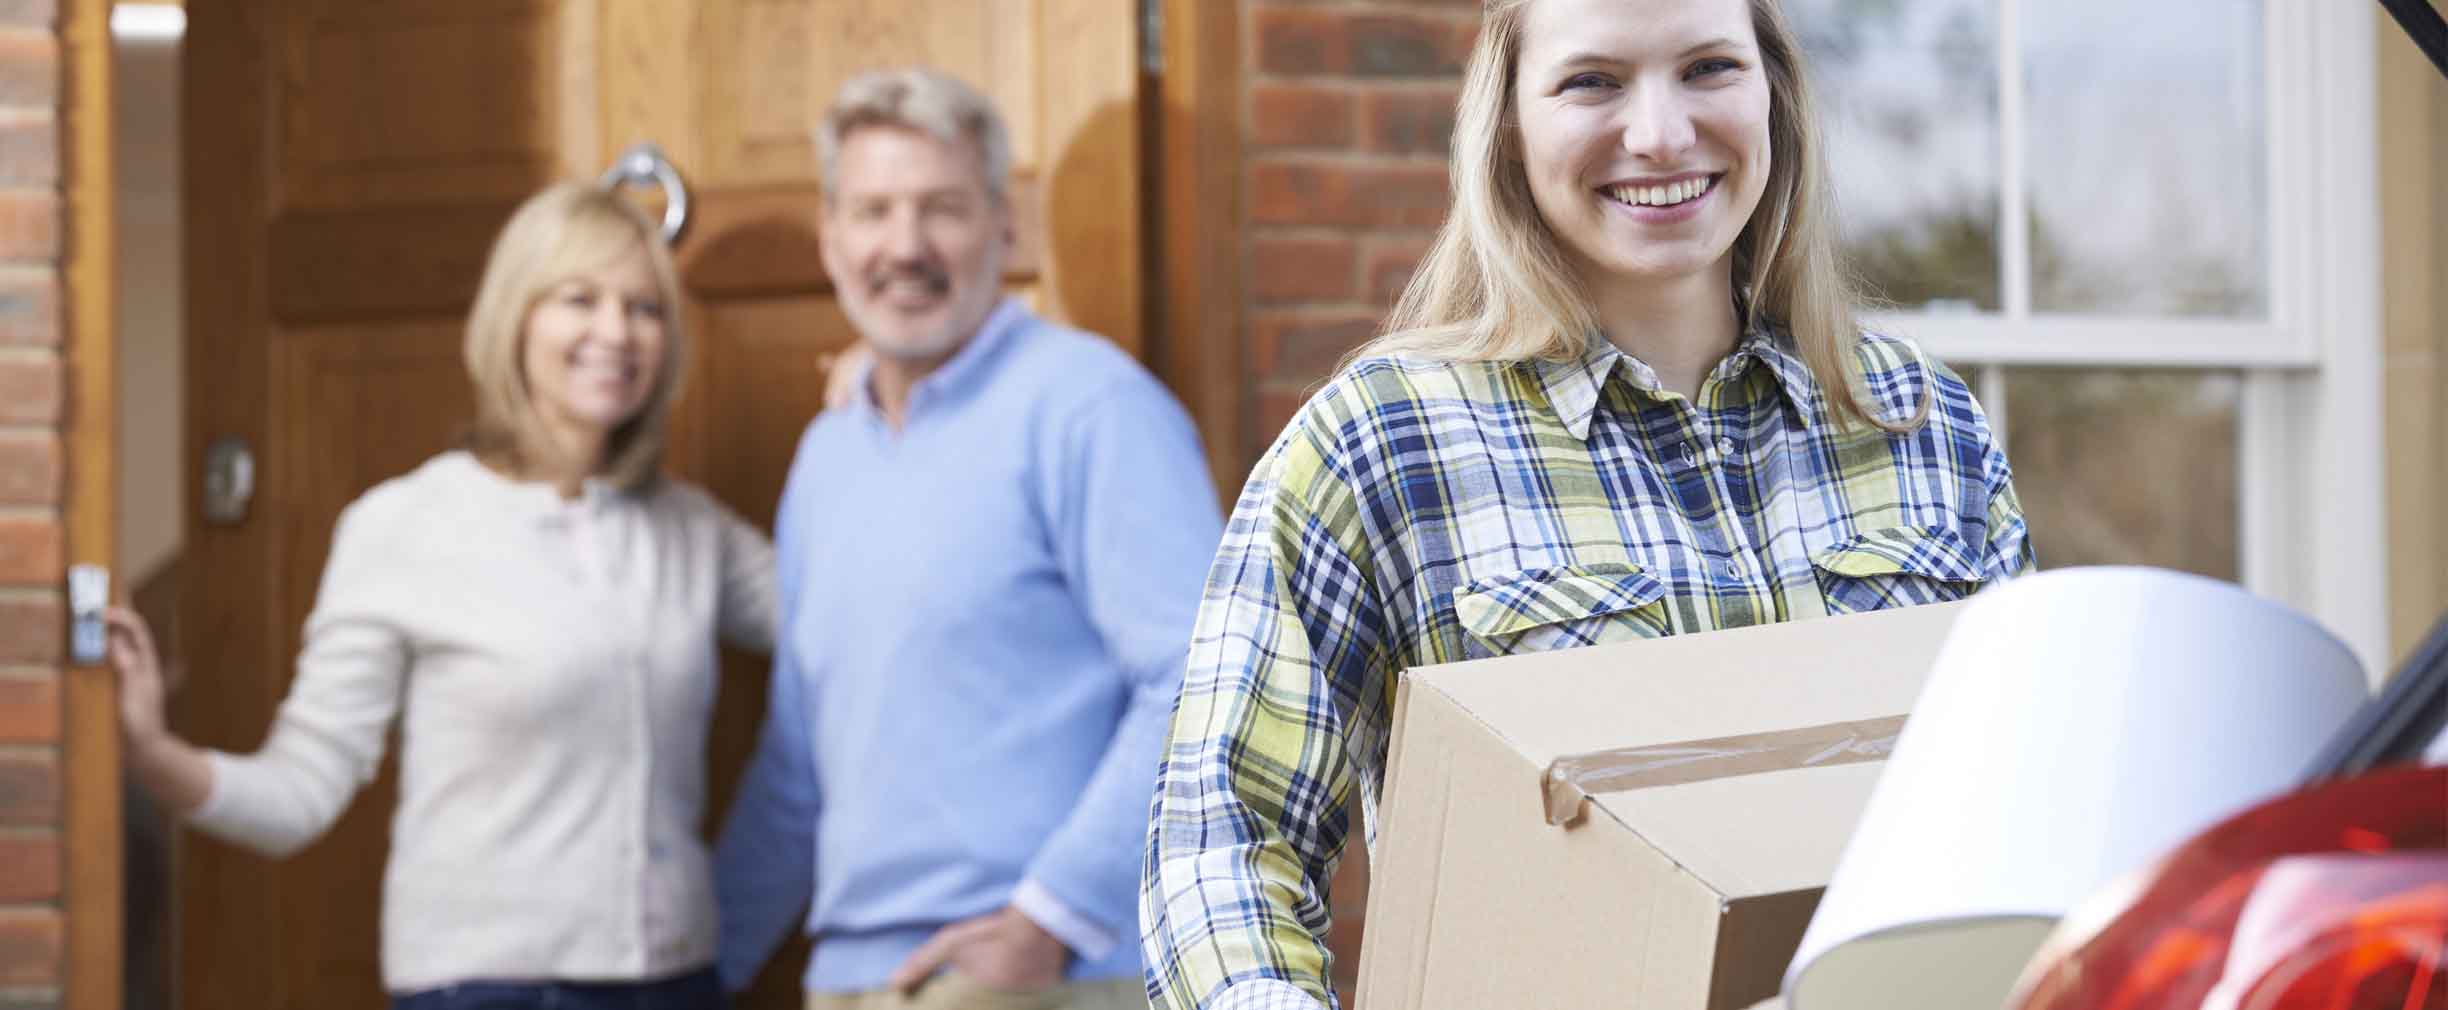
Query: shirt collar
1529 321 1817 441
851 297 1032 420
1730 324 1819 420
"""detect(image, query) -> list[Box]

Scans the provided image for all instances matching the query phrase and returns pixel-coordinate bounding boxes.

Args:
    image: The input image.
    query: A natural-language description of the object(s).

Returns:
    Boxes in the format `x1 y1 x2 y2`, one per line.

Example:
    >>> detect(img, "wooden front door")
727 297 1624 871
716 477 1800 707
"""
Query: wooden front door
176 2 1144 1007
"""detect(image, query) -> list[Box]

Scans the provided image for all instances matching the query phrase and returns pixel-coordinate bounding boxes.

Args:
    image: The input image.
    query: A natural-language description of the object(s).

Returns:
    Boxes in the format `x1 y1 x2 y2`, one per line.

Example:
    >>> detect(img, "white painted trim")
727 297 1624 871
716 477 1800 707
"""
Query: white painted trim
2302 0 2389 679
1977 365 2011 443
1867 313 2322 367
2265 0 2308 337
2237 372 2300 606
1997 0 2031 320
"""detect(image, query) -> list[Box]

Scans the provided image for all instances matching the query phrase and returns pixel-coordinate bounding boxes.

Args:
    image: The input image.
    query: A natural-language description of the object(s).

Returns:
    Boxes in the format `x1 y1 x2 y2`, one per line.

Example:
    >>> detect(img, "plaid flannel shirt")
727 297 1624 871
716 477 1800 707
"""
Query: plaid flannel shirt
1140 327 2034 1010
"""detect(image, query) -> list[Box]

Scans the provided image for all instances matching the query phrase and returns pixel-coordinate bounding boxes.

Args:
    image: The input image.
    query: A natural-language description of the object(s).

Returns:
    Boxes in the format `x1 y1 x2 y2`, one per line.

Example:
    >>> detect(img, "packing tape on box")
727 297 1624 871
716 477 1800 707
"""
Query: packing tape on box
1541 715 1908 827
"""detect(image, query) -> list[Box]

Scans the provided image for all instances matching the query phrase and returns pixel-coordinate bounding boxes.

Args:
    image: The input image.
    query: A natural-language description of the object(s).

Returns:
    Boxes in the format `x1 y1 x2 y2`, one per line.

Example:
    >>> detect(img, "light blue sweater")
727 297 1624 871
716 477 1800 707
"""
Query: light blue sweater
713 301 1222 993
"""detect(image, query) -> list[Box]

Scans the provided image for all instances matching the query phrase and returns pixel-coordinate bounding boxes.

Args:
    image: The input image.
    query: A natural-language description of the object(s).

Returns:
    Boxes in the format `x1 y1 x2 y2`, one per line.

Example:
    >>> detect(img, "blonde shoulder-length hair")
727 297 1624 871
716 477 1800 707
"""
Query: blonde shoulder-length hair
1363 0 1923 432
461 182 687 490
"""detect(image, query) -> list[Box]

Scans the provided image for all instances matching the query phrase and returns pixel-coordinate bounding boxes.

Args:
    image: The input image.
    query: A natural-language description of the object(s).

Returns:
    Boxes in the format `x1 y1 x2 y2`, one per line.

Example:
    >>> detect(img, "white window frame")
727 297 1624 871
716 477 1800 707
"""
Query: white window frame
1858 0 2389 676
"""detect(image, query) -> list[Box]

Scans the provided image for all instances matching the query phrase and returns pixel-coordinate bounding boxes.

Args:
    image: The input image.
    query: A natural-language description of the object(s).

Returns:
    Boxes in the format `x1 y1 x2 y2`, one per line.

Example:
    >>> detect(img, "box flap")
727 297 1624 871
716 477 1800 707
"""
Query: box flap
1407 602 1964 897
1359 671 1724 1009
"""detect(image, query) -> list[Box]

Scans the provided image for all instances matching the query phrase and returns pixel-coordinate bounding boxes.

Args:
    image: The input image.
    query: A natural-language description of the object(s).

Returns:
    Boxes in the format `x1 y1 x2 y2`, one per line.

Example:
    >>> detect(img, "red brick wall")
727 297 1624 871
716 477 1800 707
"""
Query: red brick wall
1228 5 1483 1003
1238 1 1477 470
0 0 63 1004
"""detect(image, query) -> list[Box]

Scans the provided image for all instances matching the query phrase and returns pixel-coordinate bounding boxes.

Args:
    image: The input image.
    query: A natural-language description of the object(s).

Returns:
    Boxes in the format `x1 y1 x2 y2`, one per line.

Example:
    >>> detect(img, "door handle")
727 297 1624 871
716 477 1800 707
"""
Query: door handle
601 141 692 244
202 435 255 526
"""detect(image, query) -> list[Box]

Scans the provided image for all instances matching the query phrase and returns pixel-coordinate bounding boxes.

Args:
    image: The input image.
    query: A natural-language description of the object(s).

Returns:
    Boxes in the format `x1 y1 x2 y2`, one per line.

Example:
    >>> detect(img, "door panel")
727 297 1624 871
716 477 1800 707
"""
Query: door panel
277 2 574 209
270 324 470 1004
180 1 1144 1008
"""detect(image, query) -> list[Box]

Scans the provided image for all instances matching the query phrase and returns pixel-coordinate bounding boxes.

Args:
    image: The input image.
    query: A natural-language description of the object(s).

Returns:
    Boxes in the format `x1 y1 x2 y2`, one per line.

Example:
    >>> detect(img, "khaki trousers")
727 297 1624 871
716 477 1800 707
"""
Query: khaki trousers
803 976 1143 1010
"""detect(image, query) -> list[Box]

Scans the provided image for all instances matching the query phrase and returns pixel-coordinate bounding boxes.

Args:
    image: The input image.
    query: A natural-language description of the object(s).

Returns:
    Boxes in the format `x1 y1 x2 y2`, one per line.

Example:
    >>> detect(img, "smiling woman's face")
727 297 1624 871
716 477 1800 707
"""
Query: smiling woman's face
1512 0 1773 294
520 244 666 444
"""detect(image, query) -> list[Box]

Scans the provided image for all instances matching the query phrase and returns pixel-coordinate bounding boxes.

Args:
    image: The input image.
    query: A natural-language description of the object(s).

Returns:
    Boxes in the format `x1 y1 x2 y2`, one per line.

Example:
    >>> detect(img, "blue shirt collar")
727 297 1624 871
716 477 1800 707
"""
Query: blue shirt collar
851 297 1032 421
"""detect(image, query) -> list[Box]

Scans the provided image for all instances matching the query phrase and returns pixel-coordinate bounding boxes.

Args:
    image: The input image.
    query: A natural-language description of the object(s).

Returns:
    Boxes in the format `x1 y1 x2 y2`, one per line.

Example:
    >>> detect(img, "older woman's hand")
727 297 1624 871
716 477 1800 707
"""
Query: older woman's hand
821 343 874 412
105 606 212 812
105 606 169 742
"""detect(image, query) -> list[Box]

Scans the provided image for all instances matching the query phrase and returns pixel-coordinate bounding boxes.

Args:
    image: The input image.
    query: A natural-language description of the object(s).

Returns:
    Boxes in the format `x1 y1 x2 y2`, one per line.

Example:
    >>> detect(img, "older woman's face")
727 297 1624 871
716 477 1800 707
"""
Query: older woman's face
1512 0 1772 291
521 244 667 441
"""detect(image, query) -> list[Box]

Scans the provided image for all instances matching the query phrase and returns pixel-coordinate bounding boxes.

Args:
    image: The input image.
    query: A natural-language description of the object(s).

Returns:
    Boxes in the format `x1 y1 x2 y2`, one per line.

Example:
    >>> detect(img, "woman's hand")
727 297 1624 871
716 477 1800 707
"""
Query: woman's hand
105 606 213 813
105 606 170 742
821 343 874 412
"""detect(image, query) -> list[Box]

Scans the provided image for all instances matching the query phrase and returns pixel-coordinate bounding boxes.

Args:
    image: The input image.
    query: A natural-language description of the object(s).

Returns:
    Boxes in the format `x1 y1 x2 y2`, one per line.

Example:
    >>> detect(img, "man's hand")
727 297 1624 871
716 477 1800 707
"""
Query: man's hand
885 905 1070 995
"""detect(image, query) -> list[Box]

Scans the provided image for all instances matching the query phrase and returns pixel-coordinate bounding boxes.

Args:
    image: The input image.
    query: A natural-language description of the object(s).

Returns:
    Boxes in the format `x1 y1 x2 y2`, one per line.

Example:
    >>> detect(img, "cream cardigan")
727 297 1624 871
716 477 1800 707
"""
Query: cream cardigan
189 451 775 992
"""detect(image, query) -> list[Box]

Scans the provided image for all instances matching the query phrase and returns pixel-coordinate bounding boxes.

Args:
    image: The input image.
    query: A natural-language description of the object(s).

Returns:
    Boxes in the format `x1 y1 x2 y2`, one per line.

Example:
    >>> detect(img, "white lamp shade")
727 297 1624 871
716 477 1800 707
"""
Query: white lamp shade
1783 567 2371 1010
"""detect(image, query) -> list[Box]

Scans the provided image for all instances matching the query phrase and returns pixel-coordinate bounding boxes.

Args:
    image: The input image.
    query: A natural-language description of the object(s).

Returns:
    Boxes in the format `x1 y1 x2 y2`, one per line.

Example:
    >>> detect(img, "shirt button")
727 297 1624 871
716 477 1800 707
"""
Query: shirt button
1717 437 1737 456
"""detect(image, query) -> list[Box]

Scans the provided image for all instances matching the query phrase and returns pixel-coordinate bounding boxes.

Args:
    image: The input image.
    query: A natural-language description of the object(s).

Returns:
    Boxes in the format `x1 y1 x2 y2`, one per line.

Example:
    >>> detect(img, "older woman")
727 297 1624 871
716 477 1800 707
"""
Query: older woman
1140 0 2034 1007
106 183 772 1010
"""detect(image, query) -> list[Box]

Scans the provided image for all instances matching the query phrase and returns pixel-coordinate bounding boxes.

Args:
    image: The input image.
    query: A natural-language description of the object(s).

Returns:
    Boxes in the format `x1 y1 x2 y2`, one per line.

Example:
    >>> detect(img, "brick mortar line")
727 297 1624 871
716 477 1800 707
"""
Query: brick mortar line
1323 2 1480 13
1247 224 1442 240
1248 75 1470 90
1246 143 1454 157
1249 302 1402 317
1248 231 1376 245
0 346 58 363
1245 150 1451 167
0 264 53 281
0 826 53 841
1247 77 1464 92
1247 299 1398 316
0 586 58 601
0 505 56 519
1247 2 1479 20
0 743 56 760
0 667 56 678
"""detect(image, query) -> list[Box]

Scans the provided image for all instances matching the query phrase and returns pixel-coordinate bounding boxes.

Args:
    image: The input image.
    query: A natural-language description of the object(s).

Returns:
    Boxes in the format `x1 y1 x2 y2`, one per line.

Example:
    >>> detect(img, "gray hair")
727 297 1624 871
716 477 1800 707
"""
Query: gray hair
816 67 1014 205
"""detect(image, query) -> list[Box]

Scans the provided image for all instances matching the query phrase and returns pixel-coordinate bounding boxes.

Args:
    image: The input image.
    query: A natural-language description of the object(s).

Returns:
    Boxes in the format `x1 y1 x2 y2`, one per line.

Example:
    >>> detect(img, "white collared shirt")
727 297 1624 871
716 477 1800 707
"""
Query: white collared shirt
190 451 775 992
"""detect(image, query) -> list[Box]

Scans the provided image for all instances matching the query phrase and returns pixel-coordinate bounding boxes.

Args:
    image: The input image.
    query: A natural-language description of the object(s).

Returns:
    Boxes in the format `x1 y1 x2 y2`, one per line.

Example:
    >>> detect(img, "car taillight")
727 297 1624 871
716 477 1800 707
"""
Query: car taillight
2011 765 2447 1010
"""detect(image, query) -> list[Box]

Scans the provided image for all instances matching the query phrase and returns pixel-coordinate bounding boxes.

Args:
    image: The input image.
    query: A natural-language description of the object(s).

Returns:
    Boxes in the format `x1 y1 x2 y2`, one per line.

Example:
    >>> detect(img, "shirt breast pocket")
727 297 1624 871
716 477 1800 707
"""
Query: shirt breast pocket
1452 563 1671 657
1810 525 1990 615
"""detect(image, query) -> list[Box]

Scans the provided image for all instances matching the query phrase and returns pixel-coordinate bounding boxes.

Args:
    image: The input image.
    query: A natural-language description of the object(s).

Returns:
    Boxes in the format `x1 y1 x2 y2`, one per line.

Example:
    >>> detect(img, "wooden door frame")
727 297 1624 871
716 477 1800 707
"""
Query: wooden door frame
1151 0 1247 502
64 0 123 1005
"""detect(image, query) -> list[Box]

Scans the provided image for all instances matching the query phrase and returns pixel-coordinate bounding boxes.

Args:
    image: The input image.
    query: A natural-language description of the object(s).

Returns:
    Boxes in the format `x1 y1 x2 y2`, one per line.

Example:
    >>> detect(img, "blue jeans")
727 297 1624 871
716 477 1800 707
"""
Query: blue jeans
391 967 726 1010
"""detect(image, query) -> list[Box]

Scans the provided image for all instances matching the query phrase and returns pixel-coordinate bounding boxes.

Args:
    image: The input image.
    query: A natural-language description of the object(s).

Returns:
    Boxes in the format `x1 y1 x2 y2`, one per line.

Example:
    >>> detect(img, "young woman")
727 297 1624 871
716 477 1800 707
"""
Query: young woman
107 183 773 1010
1140 0 2033 1007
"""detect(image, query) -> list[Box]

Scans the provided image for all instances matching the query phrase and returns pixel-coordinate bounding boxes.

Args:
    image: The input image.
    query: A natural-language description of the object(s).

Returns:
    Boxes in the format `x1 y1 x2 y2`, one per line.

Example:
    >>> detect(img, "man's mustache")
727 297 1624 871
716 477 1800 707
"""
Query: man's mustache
864 262 952 297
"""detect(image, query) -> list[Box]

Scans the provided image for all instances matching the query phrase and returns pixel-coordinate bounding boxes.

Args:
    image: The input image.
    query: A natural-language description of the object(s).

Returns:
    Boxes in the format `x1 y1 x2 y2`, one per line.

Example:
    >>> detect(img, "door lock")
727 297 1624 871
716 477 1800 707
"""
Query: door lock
203 436 255 525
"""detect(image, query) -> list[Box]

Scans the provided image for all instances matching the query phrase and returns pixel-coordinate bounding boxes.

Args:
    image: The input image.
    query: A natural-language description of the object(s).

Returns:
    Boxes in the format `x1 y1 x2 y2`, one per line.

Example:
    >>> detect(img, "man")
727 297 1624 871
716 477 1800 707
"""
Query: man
715 68 1221 1010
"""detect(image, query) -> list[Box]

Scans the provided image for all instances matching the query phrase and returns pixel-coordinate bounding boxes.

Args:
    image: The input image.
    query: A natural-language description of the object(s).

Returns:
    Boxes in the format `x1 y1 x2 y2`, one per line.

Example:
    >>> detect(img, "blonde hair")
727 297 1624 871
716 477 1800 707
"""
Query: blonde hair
1364 0 1924 432
462 182 687 491
816 68 1013 205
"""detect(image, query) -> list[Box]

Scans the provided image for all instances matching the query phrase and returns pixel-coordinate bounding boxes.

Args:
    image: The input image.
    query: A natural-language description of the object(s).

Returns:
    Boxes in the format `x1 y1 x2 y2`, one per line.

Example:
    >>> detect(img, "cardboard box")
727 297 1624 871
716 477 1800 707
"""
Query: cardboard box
1354 602 1967 1010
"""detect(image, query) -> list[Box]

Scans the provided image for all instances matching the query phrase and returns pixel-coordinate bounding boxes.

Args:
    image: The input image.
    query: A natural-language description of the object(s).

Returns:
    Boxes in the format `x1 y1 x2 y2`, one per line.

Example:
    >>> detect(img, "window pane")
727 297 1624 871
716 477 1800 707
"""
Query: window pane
2004 369 2240 580
2023 1 2266 317
1793 0 2001 311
